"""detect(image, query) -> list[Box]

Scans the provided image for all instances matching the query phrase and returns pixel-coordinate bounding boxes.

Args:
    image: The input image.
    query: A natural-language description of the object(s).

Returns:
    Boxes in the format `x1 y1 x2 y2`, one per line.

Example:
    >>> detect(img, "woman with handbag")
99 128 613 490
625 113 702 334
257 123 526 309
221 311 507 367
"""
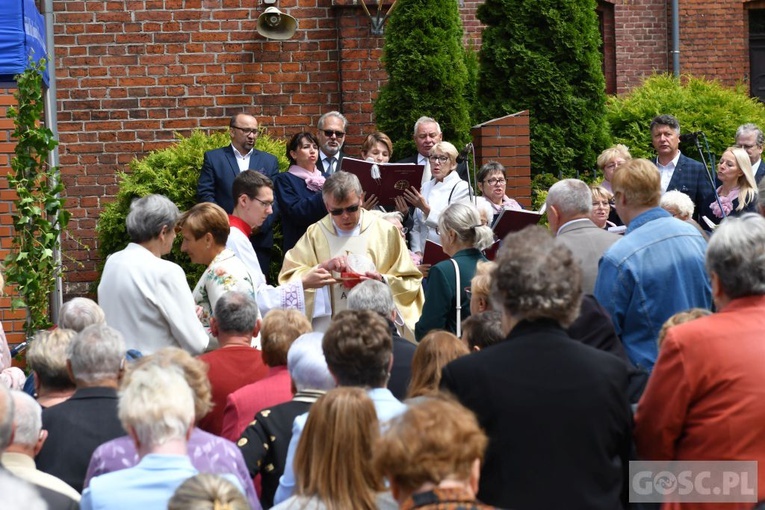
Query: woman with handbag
414 203 494 341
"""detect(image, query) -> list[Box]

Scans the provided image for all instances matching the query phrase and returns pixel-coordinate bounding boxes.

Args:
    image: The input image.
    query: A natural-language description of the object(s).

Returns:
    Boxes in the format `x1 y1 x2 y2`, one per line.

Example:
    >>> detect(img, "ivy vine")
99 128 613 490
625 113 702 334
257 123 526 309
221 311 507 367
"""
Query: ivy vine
5 59 69 336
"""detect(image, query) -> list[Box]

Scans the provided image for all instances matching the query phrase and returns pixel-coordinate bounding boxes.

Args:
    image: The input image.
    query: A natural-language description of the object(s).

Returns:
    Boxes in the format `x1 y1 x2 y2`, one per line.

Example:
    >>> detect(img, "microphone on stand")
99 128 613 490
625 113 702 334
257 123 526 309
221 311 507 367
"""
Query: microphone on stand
456 143 473 164
679 131 703 143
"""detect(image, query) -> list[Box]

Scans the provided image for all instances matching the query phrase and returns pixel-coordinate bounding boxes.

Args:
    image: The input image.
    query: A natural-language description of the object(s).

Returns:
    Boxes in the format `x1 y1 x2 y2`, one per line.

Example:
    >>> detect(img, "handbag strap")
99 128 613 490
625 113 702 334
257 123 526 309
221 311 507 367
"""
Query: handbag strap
451 258 461 337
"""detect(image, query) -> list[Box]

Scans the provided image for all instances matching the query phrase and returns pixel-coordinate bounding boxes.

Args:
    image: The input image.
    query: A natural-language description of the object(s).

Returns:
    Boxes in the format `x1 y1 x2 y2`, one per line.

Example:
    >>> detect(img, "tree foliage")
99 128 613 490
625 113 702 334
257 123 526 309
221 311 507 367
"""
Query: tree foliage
477 0 609 177
97 130 288 287
374 0 472 158
606 74 765 161
5 59 69 336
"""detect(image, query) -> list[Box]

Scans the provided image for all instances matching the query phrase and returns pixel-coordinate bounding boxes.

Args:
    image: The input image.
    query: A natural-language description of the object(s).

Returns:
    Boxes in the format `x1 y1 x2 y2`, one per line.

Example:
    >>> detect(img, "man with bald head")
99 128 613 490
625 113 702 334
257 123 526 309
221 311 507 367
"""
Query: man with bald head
198 112 280 275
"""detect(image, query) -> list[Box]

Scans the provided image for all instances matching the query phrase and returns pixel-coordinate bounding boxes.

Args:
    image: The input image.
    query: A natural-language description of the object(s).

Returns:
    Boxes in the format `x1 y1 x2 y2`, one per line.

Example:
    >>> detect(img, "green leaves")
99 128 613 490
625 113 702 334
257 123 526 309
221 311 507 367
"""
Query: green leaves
606 75 765 161
4 58 68 336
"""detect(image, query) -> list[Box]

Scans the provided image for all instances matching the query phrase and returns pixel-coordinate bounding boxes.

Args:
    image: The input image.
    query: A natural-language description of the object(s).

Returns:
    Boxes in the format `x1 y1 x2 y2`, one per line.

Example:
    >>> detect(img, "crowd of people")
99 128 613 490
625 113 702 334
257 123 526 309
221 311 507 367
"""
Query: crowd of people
3 112 765 510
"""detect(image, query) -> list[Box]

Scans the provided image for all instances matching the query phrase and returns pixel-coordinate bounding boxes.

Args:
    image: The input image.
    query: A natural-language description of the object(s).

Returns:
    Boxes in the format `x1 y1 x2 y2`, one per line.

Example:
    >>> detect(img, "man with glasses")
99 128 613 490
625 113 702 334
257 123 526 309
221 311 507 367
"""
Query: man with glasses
227 170 334 317
197 113 280 276
316 111 347 175
280 171 424 333
735 123 765 183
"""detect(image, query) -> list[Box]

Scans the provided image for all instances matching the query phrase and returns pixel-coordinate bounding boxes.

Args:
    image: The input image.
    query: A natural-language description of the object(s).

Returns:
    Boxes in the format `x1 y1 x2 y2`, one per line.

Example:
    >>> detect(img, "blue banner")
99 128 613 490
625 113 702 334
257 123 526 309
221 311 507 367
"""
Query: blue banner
0 0 48 85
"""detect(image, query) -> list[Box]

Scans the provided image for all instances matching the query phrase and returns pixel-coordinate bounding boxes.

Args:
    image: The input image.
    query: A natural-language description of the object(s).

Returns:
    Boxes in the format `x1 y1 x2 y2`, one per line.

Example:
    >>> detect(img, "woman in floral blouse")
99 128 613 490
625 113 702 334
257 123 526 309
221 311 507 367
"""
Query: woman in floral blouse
177 203 259 344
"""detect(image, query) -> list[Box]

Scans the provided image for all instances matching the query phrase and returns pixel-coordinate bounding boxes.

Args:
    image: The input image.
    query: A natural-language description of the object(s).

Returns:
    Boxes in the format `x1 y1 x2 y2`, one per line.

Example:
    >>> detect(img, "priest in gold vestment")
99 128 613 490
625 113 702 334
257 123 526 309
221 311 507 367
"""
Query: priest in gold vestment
279 171 424 332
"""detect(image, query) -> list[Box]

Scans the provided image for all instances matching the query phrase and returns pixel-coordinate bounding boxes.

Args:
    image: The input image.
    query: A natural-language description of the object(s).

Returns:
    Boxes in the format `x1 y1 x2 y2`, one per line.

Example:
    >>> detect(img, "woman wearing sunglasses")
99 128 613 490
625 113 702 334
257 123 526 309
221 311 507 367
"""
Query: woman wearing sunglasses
274 132 329 252
405 142 471 259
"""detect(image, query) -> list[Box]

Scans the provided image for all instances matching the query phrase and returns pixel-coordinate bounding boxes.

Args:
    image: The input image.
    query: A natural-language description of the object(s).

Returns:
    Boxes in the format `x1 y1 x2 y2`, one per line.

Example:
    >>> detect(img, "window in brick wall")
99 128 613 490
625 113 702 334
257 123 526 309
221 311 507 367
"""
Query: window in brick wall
750 9 765 101
596 1 616 95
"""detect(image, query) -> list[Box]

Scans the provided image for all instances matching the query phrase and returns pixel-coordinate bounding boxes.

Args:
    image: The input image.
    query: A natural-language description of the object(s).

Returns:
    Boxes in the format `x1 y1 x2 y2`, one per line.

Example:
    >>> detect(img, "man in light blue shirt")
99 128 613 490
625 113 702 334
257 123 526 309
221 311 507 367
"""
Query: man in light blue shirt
594 159 712 372
273 310 406 505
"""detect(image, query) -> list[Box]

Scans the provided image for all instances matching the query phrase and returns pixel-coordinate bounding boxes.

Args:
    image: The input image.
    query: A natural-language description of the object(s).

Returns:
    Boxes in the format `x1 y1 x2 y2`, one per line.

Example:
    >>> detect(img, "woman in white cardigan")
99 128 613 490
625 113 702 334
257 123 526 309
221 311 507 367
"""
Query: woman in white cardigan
404 141 471 257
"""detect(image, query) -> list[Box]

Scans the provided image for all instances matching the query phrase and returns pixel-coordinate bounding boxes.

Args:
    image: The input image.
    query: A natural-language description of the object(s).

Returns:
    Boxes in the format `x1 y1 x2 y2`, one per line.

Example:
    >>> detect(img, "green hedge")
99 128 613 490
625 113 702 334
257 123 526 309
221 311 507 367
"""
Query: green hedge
96 130 289 288
374 0 472 158
606 74 765 161
477 0 609 178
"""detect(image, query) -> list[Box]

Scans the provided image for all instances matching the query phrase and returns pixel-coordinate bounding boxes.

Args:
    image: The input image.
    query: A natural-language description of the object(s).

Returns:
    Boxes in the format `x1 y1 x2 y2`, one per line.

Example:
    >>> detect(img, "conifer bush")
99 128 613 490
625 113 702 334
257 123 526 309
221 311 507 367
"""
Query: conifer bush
374 0 472 158
477 0 609 178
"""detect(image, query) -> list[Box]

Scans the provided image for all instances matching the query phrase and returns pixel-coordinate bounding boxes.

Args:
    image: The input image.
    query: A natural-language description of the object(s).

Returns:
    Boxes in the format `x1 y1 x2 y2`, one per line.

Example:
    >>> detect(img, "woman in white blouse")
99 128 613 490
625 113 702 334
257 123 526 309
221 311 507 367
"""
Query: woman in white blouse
404 141 470 257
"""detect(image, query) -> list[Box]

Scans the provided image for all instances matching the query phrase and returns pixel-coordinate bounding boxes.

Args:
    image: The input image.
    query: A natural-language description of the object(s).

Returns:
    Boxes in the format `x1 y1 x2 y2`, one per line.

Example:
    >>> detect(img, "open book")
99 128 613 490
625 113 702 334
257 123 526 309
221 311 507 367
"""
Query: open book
339 157 424 209
484 205 545 260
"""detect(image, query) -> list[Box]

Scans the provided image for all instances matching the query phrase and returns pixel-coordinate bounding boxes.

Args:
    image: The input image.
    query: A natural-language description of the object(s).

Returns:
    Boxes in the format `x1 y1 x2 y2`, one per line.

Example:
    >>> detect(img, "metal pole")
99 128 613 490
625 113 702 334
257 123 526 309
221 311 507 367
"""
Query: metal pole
671 0 680 77
43 0 62 325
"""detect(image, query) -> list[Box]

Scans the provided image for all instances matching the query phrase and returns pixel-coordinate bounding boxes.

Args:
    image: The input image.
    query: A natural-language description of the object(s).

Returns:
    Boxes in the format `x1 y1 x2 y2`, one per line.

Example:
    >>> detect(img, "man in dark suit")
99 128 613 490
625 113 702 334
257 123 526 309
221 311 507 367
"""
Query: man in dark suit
651 114 714 223
197 113 280 275
316 111 347 175
396 116 469 185
441 226 631 510
546 178 620 294
35 324 127 493
735 123 765 183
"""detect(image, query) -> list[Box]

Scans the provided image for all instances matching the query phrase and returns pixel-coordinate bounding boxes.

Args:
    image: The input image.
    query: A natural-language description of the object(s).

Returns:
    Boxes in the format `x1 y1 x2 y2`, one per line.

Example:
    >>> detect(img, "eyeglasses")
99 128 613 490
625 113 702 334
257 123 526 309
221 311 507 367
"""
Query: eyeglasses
484 178 506 186
464 287 472 299
322 130 345 138
251 196 274 208
428 155 449 163
592 201 610 208
329 204 360 216
232 126 259 136
737 143 759 150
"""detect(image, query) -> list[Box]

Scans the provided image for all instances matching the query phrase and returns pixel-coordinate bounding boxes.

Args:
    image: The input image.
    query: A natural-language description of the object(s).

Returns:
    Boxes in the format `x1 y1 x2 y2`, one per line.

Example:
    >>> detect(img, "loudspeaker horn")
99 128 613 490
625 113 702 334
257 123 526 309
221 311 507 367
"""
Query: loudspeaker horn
256 7 297 40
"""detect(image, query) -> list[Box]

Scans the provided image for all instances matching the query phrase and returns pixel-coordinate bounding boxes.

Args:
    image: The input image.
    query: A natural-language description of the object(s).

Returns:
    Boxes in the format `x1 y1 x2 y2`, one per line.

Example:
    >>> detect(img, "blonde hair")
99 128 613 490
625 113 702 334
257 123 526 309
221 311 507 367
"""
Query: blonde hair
596 144 632 170
374 394 488 499
470 261 497 304
657 308 712 348
407 331 469 399
168 474 249 510
590 185 614 203
26 329 77 391
722 147 757 211
611 159 661 207
293 387 383 510
260 309 312 367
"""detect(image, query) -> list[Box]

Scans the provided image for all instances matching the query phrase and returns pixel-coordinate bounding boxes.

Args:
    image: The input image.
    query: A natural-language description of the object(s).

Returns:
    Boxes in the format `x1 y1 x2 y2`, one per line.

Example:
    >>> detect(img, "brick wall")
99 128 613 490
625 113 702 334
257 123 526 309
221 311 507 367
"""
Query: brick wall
611 0 669 93
678 0 748 87
0 89 28 347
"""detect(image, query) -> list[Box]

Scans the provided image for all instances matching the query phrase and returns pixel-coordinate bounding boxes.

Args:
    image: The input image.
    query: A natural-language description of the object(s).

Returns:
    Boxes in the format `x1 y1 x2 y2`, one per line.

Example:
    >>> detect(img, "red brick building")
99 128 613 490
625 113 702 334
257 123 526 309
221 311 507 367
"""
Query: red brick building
0 0 760 343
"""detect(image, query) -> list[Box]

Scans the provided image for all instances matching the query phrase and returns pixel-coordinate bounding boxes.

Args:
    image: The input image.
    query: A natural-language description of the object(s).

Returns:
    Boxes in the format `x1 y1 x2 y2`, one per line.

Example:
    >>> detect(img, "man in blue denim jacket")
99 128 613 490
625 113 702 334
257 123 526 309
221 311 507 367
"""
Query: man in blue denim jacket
594 159 712 372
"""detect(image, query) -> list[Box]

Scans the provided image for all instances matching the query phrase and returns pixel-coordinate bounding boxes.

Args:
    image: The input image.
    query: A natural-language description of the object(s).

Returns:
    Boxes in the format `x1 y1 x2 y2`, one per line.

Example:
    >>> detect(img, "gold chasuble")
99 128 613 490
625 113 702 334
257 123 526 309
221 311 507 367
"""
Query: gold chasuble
279 209 424 331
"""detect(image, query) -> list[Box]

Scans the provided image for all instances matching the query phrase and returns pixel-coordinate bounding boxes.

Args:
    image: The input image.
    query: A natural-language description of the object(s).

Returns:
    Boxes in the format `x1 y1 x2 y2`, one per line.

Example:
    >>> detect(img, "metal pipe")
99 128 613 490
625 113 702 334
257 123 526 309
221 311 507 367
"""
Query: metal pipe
671 0 680 77
43 0 62 325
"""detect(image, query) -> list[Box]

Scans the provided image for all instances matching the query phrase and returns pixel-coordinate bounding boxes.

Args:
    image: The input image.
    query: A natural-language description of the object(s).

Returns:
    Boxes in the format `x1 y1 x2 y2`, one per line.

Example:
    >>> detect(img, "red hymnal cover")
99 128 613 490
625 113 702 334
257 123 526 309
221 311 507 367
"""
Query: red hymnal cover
340 157 424 209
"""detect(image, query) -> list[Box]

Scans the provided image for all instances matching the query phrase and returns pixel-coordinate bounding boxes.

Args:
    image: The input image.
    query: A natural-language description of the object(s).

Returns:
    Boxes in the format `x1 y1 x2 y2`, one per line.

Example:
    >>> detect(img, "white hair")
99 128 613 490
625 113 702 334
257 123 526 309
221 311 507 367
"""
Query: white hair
68 324 126 384
10 391 41 447
660 190 695 220
287 333 335 392
118 364 195 449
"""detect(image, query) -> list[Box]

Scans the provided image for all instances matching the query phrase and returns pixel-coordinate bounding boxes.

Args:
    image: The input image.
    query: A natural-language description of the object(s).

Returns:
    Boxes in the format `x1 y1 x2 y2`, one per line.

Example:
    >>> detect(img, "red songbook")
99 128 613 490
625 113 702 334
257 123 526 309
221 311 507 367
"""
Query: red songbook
339 157 424 209
422 239 449 266
491 208 544 241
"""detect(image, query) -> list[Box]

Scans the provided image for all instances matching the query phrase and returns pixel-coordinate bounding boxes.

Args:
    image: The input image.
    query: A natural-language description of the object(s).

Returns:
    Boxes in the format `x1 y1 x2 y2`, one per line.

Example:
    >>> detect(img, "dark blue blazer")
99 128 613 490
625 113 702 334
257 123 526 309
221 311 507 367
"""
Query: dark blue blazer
197 145 280 273
655 153 715 223
273 171 329 252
